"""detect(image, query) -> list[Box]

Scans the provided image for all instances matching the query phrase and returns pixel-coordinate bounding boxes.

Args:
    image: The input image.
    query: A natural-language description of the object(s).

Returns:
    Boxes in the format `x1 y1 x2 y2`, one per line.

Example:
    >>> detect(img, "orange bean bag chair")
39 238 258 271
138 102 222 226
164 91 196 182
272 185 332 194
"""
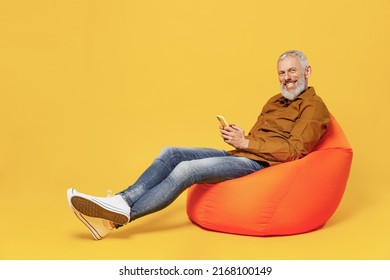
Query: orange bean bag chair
186 115 353 236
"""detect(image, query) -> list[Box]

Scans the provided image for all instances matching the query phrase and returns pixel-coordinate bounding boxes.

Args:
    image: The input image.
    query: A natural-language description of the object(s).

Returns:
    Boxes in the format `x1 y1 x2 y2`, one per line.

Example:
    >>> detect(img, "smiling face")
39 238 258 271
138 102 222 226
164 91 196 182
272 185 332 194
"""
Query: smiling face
278 55 311 100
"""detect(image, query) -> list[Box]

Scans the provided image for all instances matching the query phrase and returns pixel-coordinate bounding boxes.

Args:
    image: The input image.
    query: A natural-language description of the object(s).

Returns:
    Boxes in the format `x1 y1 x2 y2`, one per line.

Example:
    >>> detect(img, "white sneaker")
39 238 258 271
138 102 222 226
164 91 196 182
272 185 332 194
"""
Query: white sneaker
67 189 115 240
67 188 131 225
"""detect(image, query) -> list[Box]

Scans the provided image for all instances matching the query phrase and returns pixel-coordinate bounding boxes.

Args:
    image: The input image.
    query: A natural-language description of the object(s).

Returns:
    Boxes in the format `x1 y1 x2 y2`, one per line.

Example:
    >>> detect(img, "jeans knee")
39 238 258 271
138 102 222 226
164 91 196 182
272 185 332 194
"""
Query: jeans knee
176 161 192 173
158 146 176 158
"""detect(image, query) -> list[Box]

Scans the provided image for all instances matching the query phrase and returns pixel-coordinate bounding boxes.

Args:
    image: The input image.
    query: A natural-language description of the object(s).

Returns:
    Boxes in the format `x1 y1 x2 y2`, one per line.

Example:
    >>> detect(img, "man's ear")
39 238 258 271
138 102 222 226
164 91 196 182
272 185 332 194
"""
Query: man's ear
305 65 312 79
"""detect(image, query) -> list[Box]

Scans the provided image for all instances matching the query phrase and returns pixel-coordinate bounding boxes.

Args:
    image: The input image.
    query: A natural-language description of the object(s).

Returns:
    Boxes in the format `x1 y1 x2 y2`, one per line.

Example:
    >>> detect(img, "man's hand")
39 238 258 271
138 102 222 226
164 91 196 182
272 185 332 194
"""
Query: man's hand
220 125 249 149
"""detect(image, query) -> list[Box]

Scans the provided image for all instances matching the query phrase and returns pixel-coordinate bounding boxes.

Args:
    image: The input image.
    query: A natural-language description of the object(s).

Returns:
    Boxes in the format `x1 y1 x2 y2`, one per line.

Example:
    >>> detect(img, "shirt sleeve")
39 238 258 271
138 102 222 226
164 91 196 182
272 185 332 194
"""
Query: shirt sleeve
244 100 330 163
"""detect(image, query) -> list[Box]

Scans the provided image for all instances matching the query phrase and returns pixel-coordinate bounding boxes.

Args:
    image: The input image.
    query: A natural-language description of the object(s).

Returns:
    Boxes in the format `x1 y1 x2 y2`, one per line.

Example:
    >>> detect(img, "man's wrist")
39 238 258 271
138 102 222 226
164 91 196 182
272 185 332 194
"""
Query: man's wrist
239 139 249 149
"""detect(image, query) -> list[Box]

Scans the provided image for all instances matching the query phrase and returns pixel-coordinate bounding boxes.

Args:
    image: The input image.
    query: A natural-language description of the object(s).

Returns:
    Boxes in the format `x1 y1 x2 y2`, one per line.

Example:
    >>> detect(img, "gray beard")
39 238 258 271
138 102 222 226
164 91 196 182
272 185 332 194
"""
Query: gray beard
281 78 306 100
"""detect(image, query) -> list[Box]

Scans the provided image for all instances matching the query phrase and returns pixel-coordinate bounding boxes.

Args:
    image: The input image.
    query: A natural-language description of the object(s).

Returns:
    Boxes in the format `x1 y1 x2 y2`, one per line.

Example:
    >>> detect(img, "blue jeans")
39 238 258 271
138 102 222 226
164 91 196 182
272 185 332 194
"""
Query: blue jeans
118 146 268 221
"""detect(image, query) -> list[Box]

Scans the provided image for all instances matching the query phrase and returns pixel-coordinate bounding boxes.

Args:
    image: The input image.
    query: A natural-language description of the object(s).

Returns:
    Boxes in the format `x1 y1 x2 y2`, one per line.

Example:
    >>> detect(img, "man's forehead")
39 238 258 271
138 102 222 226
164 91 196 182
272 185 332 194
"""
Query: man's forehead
278 56 302 69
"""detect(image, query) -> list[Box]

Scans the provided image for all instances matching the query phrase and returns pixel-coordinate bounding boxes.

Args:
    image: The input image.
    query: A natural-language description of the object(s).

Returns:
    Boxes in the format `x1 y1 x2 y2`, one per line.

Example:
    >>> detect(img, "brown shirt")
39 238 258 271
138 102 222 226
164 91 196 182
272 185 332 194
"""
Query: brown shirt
229 87 330 166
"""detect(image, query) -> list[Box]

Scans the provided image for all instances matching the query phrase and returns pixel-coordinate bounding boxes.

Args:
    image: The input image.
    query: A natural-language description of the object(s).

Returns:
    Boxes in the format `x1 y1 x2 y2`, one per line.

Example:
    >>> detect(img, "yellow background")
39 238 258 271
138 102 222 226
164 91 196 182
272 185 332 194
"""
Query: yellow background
1 0 389 259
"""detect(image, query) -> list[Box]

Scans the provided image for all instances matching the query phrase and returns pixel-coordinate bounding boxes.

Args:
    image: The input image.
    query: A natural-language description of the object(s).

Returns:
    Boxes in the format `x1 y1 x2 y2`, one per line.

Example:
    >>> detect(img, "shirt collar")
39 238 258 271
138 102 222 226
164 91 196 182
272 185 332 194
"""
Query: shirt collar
296 86 316 100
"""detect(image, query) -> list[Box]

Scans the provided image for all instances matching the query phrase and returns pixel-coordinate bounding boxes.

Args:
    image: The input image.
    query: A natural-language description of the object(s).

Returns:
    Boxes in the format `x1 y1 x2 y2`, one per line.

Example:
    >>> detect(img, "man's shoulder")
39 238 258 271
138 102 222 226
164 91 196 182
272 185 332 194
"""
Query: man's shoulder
300 87 326 103
299 88 330 117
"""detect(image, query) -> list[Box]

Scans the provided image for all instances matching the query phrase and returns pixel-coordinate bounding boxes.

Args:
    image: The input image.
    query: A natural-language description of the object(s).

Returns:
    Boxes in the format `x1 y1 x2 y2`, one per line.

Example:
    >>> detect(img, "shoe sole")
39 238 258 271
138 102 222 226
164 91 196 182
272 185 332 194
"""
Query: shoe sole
72 210 104 240
71 196 129 225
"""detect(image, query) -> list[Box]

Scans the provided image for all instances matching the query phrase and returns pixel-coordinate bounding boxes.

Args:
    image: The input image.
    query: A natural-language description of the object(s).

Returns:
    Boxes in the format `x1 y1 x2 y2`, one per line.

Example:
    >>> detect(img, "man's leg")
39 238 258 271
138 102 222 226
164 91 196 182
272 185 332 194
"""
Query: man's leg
68 146 231 226
118 146 232 206
129 155 267 221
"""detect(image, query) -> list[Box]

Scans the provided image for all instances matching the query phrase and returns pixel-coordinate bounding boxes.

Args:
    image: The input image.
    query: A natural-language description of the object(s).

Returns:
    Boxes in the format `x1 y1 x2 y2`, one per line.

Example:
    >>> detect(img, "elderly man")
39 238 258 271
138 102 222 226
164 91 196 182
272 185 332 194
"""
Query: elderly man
67 50 330 240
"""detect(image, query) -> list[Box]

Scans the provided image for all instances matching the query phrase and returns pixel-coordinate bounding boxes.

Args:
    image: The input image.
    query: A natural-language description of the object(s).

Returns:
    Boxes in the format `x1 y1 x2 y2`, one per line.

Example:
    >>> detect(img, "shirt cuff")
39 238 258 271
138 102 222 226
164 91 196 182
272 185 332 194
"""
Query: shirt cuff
245 137 262 154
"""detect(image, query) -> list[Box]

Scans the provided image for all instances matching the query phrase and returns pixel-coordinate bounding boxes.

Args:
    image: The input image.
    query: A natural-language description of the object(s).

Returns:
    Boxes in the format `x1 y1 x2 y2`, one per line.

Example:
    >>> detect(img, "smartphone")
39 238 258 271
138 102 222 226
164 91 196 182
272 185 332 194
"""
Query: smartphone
216 115 229 127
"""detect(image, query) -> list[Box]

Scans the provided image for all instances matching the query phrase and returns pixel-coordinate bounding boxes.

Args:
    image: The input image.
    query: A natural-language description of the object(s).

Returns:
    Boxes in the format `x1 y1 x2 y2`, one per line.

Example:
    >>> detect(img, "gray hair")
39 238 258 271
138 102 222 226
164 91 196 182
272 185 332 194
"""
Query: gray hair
278 50 308 70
